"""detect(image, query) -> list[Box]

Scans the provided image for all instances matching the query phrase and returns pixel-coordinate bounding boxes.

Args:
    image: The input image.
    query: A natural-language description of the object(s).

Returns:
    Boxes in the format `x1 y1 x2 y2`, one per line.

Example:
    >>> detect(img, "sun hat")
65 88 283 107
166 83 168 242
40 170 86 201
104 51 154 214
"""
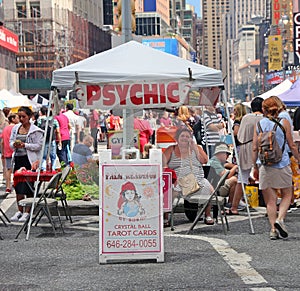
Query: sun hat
214 143 231 155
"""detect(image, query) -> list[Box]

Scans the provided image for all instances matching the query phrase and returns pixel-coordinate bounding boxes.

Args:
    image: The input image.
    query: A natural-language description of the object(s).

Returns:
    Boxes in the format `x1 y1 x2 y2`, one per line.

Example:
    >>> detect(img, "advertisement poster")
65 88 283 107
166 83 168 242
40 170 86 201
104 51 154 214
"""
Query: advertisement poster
107 130 140 158
99 163 163 262
268 35 283 72
162 172 172 212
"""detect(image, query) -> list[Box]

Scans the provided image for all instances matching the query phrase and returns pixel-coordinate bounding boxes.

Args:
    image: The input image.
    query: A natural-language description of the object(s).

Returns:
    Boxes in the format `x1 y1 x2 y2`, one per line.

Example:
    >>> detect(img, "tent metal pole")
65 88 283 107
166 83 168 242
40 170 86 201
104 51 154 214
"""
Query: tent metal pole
121 0 134 150
221 90 255 234
25 89 55 240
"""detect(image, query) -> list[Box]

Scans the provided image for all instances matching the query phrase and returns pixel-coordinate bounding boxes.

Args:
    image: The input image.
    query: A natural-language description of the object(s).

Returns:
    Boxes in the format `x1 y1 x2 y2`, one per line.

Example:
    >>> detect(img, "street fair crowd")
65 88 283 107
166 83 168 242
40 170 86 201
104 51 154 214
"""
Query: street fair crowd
0 95 300 240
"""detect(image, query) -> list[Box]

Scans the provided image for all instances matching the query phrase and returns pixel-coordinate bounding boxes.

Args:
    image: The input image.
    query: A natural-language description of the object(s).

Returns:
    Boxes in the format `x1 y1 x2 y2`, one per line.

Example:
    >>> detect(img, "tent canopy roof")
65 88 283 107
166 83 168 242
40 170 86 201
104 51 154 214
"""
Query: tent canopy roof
258 79 292 99
278 78 300 106
52 41 223 89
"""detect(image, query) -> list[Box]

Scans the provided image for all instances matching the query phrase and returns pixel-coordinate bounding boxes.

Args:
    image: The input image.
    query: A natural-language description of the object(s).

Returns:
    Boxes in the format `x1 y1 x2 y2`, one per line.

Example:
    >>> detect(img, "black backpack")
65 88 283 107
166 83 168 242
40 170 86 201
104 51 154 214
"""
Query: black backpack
39 118 55 142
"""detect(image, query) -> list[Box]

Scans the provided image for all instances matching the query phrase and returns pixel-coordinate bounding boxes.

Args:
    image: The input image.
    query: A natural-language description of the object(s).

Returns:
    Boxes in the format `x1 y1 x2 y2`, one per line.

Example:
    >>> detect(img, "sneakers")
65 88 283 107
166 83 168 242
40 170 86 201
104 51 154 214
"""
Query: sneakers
19 212 30 222
269 230 279 240
5 188 11 195
10 211 22 222
274 220 288 238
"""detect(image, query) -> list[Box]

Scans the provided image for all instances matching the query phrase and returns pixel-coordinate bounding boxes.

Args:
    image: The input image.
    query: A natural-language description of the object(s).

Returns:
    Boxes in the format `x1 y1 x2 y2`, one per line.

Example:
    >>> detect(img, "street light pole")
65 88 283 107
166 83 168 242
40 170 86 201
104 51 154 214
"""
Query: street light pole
247 58 251 101
279 13 290 80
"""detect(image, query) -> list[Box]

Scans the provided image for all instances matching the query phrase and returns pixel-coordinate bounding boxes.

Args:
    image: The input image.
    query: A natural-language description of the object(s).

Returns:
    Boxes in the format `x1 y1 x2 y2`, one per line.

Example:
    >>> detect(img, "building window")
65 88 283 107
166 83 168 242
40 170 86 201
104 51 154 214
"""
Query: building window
30 2 41 18
16 2 26 18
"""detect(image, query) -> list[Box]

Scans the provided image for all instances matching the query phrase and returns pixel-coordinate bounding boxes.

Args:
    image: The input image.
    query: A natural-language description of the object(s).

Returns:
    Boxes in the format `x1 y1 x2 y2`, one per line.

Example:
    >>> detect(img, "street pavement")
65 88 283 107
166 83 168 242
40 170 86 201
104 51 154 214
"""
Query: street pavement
2 185 300 290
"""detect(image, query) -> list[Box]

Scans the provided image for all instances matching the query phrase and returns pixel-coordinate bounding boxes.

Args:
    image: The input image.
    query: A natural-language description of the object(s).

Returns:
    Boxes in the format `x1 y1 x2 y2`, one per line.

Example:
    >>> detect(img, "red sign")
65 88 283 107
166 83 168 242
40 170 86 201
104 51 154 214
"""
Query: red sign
76 81 191 109
162 172 172 212
0 27 18 53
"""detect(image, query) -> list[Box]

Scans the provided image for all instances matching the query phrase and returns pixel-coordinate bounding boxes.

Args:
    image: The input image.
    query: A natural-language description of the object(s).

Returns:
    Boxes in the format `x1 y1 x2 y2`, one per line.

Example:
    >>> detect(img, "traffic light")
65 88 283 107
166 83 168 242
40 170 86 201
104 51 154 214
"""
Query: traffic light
117 0 136 32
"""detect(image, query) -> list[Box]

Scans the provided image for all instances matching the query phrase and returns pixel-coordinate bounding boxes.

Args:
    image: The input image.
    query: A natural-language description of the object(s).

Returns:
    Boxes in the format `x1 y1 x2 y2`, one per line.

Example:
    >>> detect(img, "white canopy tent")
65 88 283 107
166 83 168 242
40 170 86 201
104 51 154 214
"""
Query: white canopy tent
52 41 224 90
0 89 33 110
258 79 292 99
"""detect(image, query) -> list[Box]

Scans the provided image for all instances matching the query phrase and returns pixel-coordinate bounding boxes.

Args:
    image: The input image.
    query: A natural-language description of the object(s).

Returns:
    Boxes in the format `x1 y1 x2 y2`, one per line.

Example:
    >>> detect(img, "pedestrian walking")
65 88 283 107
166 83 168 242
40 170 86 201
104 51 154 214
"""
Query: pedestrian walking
252 96 300 240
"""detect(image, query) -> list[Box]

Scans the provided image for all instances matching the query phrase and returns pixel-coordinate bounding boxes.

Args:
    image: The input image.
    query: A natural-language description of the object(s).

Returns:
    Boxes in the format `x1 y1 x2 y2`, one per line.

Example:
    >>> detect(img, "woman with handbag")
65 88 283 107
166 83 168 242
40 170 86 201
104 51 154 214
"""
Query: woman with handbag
163 127 214 226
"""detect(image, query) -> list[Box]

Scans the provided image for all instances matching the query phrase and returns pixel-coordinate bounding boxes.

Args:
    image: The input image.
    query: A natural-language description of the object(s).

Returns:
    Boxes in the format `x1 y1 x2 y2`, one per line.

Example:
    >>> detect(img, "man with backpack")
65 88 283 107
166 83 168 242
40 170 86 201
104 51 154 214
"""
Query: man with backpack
37 106 62 171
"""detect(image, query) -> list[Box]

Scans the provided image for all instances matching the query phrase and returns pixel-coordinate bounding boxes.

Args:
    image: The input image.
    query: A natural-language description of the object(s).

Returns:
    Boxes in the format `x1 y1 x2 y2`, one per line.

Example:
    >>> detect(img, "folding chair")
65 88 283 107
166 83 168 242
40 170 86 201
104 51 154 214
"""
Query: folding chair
0 207 10 240
15 172 63 239
54 165 72 223
0 207 10 227
187 170 230 235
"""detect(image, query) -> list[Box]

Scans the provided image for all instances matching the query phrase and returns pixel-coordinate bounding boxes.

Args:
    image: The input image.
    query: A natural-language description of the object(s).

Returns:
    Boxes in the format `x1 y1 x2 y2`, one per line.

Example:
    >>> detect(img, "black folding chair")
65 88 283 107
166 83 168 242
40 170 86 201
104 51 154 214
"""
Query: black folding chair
0 207 10 227
187 170 230 235
54 166 72 223
0 207 10 240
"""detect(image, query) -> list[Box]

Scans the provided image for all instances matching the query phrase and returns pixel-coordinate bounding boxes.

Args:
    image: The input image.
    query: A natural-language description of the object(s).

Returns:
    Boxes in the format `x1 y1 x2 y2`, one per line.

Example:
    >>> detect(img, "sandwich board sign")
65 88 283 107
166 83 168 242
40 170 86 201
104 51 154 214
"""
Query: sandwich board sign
99 148 164 264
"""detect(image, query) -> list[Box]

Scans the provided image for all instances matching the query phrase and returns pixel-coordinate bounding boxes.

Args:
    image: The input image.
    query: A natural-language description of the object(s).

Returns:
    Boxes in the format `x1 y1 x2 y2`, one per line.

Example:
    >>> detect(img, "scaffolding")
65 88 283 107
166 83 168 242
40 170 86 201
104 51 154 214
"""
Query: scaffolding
5 6 90 90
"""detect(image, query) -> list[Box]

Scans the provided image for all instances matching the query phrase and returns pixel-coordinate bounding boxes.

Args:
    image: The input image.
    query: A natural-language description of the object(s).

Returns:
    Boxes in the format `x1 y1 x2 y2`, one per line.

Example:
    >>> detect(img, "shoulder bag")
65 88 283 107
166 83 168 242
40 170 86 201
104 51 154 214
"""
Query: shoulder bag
177 154 200 197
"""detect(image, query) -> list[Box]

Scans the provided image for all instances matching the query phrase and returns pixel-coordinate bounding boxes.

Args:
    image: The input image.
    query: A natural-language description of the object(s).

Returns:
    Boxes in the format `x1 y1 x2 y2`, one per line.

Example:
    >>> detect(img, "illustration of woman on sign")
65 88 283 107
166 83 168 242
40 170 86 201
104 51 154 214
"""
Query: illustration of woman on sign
117 181 145 217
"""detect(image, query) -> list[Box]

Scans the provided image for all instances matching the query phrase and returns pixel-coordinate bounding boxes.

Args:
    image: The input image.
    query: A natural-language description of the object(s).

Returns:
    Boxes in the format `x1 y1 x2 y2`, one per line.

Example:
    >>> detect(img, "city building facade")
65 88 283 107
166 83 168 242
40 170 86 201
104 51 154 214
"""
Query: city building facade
3 0 111 96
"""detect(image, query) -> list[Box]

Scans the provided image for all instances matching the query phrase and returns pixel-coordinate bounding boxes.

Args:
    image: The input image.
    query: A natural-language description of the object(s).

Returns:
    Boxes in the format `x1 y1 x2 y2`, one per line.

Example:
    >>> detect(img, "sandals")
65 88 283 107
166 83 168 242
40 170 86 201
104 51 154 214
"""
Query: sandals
204 216 214 225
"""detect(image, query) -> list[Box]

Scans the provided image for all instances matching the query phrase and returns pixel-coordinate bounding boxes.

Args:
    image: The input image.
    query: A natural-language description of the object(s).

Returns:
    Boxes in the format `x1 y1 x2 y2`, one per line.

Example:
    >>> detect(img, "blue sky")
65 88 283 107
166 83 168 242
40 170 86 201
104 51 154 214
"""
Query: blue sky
186 0 201 16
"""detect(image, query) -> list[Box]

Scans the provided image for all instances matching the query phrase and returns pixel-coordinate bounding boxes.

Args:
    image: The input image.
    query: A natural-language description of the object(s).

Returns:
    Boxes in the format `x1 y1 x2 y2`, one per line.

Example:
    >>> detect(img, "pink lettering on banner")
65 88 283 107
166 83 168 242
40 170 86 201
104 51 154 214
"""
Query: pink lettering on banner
131 84 144 105
82 81 190 108
143 84 159 105
87 85 101 105
167 82 180 103
116 85 130 105
102 85 115 106
159 84 167 103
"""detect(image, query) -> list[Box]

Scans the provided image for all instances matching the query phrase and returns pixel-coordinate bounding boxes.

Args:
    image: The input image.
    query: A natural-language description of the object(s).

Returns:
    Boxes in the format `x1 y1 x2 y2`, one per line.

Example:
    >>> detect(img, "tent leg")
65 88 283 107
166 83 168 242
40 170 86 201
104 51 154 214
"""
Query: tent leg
221 90 255 234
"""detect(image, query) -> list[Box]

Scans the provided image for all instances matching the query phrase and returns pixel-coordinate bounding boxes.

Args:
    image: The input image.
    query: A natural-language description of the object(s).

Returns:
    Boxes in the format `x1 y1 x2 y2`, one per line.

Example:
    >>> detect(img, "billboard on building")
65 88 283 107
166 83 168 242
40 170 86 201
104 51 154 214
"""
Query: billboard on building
272 0 289 25
293 1 300 65
0 27 18 53
268 35 282 71
142 38 179 57
265 71 284 85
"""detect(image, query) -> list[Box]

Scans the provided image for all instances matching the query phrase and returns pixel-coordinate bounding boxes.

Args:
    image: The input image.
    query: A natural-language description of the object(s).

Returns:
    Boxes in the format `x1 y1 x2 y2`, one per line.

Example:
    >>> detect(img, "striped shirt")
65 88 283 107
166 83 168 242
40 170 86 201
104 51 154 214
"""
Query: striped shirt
203 111 221 146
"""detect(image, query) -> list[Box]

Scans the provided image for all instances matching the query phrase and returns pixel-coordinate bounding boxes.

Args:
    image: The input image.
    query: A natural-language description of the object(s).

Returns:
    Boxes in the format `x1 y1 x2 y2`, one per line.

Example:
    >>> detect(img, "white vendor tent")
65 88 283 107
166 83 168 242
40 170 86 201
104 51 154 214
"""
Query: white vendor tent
0 89 33 110
51 40 223 110
258 79 292 99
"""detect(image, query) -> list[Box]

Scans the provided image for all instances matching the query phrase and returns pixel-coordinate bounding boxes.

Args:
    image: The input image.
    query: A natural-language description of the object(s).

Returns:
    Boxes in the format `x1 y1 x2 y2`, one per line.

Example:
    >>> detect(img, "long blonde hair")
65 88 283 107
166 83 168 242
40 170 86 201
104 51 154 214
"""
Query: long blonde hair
233 103 247 122
177 106 190 122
